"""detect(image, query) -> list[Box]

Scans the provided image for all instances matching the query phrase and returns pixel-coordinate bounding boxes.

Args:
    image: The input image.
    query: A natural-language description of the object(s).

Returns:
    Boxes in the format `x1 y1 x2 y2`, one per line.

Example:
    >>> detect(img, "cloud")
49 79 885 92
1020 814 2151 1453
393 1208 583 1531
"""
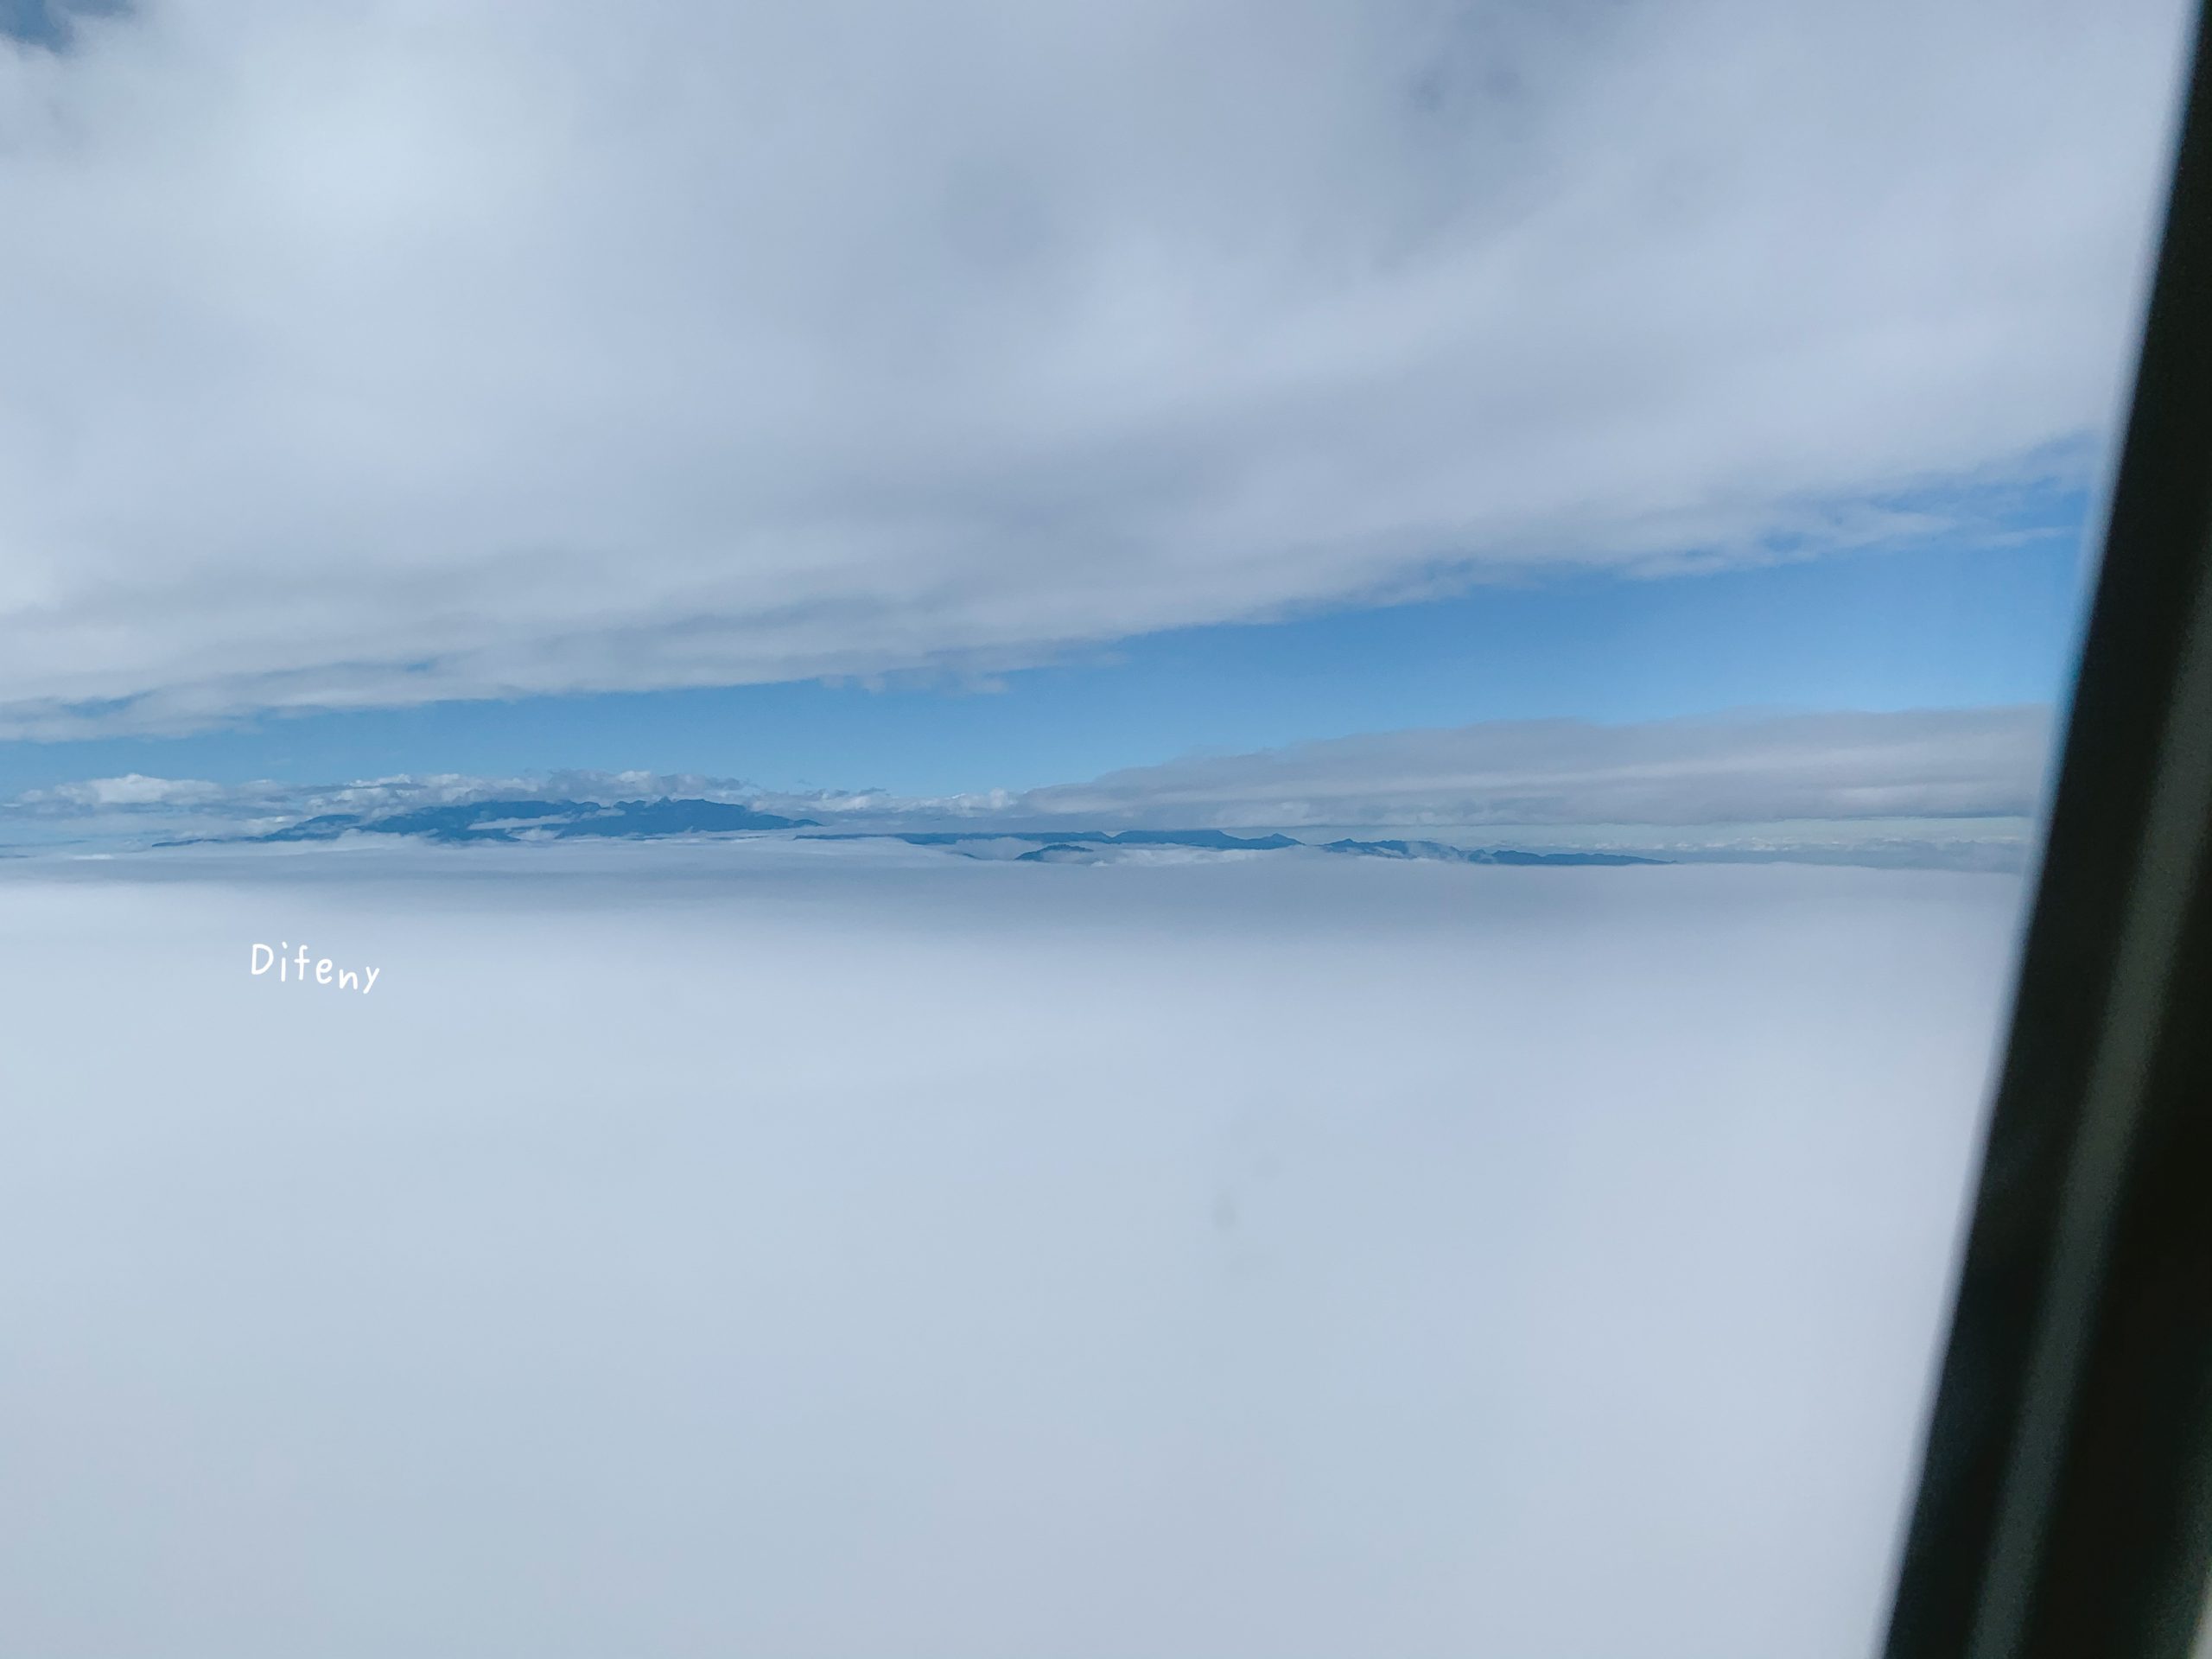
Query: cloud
1010 705 2056 828
1 707 2056 869
0 847 2019 1654
0 0 2189 734
5 766 779 820
16 772 227 807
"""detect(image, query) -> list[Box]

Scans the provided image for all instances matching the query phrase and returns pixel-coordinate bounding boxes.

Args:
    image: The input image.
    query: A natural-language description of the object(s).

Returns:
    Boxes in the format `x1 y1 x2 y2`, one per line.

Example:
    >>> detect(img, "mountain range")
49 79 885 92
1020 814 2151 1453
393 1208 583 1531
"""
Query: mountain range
246 797 818 844
200 799 1662 865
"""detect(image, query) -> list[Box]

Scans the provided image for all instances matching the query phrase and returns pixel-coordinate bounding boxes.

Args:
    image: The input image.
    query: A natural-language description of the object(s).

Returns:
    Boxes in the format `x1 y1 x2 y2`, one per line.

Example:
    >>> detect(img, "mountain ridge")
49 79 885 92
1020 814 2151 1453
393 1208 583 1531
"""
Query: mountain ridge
174 798 1666 865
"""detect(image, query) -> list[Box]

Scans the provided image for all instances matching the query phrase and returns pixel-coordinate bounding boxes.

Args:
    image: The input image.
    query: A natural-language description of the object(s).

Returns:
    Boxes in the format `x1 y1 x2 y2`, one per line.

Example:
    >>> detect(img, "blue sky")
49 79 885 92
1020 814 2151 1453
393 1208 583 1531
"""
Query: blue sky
0 479 2093 801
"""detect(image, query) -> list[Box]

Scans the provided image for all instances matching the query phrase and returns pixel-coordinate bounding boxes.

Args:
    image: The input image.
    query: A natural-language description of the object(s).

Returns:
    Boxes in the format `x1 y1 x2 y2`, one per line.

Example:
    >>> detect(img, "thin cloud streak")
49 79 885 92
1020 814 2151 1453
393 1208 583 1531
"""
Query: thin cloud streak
1017 707 2057 829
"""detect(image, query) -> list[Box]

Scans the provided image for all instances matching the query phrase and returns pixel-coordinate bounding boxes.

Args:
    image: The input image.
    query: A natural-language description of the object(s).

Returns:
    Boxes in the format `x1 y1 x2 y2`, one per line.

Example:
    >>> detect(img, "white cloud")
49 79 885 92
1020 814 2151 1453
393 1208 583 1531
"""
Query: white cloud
0 847 2019 1654
0 0 2189 734
16 772 227 806
1010 705 2056 828
4 767 790 822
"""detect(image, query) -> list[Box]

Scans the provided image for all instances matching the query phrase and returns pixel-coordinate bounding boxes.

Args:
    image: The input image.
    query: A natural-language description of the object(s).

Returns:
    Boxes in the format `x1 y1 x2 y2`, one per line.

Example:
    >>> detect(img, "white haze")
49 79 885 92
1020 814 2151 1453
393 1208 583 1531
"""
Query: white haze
0 843 2020 1657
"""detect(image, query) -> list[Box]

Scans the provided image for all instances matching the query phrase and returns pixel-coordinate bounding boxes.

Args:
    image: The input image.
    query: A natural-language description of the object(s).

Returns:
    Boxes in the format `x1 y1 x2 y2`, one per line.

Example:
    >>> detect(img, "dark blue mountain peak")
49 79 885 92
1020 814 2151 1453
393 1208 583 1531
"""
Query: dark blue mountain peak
251 796 817 844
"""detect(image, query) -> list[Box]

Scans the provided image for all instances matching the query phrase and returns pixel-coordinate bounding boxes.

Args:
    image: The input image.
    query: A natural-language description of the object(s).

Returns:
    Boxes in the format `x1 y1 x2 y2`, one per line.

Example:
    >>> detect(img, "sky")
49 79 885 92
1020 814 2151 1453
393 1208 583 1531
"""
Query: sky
4 7 2201 1649
0 484 2097 802
0 0 2197 836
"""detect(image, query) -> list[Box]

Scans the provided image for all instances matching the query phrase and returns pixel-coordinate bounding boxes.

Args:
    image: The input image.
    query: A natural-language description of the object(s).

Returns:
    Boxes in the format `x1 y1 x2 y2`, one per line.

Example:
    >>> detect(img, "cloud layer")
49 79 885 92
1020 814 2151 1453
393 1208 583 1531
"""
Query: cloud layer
0 849 2019 1656
1 706 2055 868
0 0 2189 734
1017 705 2056 829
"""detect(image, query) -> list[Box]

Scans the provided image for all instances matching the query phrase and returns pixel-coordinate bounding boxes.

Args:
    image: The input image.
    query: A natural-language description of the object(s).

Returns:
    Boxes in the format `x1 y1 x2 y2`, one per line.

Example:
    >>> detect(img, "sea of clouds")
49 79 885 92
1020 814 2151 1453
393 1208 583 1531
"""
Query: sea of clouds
0 842 2024 1657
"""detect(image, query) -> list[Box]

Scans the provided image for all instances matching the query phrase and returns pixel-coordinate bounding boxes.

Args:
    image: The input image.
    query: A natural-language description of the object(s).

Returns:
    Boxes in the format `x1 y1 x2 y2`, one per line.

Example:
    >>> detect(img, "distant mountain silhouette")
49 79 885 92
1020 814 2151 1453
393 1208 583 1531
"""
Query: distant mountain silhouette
873 829 1299 852
255 797 817 843
228 803 1660 864
560 798 818 838
810 829 1661 865
1100 830 1301 850
1316 838 1661 867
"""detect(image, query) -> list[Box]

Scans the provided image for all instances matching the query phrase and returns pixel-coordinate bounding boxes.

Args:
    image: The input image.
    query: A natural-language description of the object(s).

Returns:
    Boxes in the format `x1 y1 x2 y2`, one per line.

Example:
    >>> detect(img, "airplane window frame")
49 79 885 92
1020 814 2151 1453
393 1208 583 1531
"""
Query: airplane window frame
1881 6 2212 1656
